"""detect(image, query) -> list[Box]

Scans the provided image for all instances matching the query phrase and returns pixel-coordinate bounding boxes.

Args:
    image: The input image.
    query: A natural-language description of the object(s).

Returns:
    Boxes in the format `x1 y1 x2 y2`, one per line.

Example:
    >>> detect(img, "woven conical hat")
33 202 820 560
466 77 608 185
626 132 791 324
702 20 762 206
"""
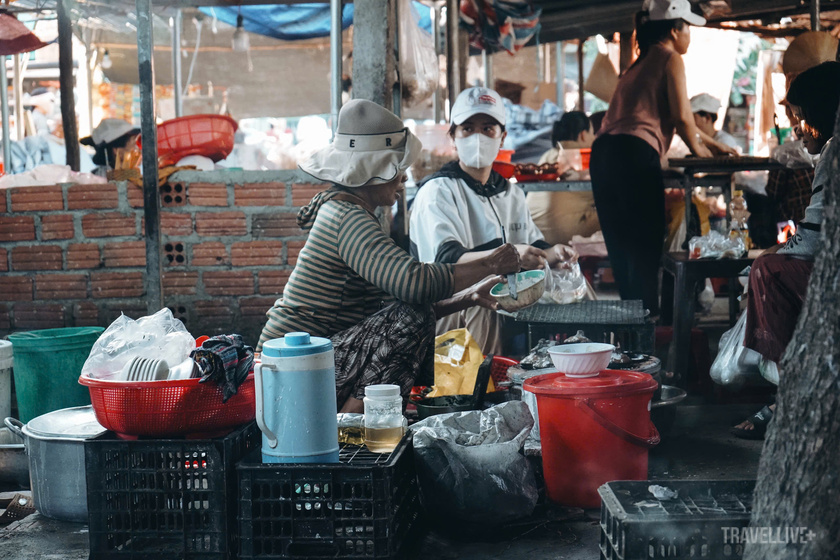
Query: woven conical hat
782 31 838 76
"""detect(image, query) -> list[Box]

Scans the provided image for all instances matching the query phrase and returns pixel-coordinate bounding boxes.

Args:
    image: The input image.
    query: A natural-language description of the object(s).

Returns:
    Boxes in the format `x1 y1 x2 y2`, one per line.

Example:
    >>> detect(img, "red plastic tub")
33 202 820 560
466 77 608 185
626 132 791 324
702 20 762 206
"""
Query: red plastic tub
580 148 592 170
523 370 658 508
79 373 255 438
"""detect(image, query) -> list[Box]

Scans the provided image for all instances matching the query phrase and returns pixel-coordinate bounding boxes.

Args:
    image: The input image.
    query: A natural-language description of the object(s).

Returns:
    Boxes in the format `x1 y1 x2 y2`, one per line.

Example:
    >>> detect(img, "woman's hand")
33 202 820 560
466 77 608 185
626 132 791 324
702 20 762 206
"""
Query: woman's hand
514 244 548 270
484 243 521 275
468 275 505 311
692 142 713 158
711 141 739 157
548 244 579 267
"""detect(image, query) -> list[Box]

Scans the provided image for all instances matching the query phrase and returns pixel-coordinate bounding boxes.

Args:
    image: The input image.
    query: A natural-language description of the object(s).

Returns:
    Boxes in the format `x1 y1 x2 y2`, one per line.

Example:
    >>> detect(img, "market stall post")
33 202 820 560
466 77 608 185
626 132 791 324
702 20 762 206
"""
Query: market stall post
330 0 343 133
555 41 564 108
13 54 23 139
352 0 397 110
577 39 585 110
136 0 164 314
811 0 821 31
172 9 183 118
58 0 80 171
482 49 492 88
446 0 468 116
0 57 10 170
432 3 442 122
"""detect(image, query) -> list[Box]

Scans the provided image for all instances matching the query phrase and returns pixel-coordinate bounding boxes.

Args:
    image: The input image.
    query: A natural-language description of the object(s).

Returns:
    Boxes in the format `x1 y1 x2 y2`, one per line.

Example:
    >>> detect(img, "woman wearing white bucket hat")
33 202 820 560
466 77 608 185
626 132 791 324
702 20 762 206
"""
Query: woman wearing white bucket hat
590 0 737 318
257 99 520 412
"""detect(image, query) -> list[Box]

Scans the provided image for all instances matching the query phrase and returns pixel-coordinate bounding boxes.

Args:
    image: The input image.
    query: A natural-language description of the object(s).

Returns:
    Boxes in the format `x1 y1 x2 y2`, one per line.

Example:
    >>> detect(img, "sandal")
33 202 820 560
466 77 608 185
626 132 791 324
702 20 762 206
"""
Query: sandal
730 405 773 440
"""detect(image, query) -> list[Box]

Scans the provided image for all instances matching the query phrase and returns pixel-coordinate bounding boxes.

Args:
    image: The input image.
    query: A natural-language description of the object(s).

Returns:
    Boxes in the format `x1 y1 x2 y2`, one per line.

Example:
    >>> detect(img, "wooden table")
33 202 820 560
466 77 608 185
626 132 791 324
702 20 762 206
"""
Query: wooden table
662 250 762 388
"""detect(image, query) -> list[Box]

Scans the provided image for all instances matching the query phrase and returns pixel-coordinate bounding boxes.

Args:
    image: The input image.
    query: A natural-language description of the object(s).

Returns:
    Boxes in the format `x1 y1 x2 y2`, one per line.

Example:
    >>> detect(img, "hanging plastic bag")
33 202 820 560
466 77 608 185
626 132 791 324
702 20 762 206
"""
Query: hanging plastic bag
81 308 195 380
411 401 538 527
398 0 439 107
709 311 762 389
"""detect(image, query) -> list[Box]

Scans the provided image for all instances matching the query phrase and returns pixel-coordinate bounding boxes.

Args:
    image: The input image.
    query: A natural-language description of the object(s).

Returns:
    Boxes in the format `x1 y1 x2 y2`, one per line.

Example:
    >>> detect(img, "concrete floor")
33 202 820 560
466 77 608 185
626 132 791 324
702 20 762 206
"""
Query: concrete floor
0 294 771 559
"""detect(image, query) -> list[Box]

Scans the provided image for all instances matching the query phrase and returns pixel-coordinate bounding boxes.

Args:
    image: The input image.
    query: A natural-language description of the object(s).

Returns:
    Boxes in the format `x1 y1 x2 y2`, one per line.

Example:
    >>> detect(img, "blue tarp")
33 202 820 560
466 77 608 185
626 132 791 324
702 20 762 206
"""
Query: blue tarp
199 3 431 42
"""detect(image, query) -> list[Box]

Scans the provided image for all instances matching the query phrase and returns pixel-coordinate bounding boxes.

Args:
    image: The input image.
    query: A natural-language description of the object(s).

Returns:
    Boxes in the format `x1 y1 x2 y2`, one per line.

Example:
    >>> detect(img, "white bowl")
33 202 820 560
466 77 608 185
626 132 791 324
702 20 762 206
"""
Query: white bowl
490 270 546 312
547 342 615 377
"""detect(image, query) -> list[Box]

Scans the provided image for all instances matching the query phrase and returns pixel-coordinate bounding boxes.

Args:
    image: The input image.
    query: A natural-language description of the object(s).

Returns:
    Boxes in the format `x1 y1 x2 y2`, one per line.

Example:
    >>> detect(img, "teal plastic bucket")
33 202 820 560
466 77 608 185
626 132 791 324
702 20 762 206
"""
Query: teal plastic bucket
7 327 104 423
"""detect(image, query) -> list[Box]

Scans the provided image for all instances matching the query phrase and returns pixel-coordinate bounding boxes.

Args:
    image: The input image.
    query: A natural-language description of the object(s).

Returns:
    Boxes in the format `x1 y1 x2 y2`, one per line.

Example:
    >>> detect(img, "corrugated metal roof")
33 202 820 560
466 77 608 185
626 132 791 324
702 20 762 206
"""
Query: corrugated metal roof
6 0 835 43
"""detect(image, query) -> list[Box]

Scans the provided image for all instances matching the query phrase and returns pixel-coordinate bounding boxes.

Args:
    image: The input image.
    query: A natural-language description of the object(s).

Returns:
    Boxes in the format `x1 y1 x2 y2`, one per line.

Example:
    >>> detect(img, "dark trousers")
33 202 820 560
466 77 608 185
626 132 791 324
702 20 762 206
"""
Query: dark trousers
590 134 665 316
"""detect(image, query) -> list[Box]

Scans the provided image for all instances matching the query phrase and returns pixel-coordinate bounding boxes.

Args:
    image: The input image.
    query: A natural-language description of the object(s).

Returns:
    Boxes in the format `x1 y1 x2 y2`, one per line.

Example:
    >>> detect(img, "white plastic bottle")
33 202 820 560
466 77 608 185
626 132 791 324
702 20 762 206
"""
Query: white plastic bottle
363 384 407 453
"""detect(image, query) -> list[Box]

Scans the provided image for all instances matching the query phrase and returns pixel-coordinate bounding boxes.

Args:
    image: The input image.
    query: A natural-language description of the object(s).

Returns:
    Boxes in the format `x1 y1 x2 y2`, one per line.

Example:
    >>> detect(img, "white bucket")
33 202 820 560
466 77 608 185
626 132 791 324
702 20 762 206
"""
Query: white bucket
0 340 13 421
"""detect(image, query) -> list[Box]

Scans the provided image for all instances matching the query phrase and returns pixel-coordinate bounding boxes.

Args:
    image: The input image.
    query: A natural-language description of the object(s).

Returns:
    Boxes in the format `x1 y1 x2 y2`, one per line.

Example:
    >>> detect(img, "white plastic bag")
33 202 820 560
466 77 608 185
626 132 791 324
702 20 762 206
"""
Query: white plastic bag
771 140 817 169
81 308 195 380
540 260 587 304
710 311 762 389
398 0 439 107
688 230 745 259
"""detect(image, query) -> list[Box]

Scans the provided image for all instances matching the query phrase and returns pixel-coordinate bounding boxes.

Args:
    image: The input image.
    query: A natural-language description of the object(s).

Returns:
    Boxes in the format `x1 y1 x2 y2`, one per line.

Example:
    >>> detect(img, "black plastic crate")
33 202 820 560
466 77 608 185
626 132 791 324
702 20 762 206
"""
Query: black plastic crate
599 480 756 560
237 435 420 559
85 422 260 560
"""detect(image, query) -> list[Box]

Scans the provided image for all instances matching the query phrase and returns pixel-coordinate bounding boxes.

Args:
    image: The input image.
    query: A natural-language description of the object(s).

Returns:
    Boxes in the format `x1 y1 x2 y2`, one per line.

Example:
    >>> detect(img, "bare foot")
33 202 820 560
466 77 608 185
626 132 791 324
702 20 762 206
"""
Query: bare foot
732 404 776 431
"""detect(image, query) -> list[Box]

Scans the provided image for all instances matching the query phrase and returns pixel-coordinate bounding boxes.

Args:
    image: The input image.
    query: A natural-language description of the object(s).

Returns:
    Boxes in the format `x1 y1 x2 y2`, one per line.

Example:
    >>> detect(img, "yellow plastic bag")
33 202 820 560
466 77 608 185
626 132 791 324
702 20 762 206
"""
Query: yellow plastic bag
427 328 495 397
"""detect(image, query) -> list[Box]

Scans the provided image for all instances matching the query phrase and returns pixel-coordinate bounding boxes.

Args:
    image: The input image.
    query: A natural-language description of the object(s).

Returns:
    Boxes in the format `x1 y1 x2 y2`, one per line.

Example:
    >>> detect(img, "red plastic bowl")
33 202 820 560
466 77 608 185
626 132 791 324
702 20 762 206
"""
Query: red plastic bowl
80 373 255 438
138 114 238 167
492 161 516 179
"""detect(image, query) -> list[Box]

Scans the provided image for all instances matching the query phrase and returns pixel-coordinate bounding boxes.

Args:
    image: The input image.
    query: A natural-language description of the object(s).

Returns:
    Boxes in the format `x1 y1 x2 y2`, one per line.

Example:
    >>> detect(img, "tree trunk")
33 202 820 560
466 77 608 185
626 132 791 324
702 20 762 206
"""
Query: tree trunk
744 107 840 559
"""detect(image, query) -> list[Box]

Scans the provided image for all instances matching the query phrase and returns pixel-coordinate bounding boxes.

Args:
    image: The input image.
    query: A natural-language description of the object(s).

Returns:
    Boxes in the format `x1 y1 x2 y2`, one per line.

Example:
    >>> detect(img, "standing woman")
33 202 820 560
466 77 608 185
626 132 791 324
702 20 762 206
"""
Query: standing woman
589 0 735 316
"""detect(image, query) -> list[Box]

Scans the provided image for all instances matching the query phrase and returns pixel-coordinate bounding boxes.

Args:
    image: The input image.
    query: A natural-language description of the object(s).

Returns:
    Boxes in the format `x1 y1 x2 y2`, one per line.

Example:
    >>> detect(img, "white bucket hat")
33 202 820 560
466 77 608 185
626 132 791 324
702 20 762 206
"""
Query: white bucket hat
646 0 706 26
451 87 506 126
299 99 422 188
690 93 721 114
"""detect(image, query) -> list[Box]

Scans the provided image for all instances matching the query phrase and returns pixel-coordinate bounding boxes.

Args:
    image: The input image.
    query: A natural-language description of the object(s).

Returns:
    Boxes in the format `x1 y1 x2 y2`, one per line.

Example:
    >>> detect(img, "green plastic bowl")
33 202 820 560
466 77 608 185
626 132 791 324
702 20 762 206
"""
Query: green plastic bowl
490 270 545 312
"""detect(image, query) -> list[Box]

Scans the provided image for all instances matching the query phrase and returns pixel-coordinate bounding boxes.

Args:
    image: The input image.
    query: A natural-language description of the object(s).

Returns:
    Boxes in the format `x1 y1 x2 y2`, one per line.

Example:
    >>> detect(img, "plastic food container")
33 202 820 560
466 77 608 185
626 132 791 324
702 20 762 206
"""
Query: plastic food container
490 270 546 312
547 342 615 377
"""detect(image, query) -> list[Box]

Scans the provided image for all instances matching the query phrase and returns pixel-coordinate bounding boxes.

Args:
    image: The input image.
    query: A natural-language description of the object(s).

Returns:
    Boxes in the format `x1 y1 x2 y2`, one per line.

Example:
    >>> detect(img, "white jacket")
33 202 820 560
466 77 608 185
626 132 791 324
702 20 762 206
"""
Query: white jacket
410 161 547 263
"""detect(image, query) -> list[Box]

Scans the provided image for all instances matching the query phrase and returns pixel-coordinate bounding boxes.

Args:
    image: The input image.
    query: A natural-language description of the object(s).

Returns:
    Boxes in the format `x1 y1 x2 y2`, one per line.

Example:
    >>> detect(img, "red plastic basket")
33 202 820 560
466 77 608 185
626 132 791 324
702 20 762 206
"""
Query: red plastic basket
490 356 518 385
139 114 238 167
79 373 255 438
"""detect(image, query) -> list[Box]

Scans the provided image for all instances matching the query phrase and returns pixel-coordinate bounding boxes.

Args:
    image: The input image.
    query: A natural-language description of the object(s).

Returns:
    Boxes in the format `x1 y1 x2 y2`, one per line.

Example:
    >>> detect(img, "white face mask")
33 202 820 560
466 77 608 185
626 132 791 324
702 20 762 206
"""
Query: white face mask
455 134 502 169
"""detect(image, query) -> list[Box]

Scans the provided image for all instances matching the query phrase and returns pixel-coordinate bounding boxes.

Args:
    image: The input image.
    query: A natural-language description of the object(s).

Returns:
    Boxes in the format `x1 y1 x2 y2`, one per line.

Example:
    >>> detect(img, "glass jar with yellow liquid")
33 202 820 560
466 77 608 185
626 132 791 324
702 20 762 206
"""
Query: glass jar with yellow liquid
363 385 406 453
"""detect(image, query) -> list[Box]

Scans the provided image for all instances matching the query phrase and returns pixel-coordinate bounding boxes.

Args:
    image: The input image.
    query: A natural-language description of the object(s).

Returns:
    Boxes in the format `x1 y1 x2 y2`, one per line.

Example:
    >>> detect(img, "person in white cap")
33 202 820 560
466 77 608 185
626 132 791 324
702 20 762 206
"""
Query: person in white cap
690 93 740 151
409 87 578 355
80 118 141 176
590 0 737 319
258 99 520 412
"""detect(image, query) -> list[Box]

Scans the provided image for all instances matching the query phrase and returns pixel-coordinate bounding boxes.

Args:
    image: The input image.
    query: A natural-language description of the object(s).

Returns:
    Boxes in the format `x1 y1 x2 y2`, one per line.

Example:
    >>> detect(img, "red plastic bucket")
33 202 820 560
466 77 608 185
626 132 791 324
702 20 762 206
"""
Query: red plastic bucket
523 370 659 508
580 148 592 170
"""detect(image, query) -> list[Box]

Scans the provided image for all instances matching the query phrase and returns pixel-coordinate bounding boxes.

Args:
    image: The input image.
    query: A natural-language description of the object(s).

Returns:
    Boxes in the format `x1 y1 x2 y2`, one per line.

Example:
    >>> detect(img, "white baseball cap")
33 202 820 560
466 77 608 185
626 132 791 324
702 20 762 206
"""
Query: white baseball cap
450 87 506 126
80 119 140 147
690 93 721 114
647 0 706 26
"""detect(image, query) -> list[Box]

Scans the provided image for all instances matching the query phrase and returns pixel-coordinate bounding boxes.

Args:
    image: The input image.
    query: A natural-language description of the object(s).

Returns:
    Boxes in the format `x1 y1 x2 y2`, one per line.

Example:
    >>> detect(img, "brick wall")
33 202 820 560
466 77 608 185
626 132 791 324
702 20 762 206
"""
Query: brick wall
0 170 328 346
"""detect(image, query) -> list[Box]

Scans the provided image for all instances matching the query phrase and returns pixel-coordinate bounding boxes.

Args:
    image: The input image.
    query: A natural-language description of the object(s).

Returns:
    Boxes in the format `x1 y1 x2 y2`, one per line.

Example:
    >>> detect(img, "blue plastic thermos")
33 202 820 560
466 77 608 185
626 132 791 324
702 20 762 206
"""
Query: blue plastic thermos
255 332 339 463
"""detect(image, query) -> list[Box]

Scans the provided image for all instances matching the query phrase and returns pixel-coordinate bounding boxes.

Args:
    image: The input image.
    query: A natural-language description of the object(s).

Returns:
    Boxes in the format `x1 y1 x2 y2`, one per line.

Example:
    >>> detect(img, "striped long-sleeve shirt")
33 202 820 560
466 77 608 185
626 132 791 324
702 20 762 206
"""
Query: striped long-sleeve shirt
258 199 454 350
